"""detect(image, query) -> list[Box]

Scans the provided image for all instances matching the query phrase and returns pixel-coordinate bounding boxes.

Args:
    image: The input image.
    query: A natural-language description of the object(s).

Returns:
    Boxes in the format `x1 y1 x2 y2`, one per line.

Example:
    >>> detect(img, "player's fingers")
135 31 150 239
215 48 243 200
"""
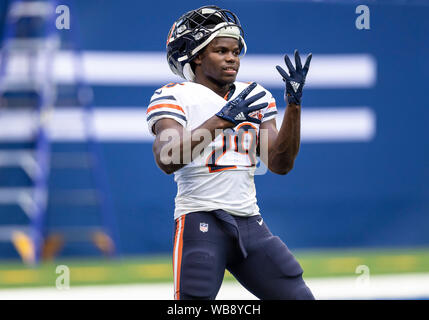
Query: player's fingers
238 82 257 99
244 91 266 105
248 102 268 112
276 65 291 81
283 54 296 74
294 49 302 71
303 53 312 77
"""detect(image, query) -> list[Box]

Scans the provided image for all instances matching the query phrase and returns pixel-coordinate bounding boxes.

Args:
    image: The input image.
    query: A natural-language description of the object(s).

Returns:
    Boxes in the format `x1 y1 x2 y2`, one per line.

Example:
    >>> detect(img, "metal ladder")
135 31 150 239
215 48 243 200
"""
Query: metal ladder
0 0 118 264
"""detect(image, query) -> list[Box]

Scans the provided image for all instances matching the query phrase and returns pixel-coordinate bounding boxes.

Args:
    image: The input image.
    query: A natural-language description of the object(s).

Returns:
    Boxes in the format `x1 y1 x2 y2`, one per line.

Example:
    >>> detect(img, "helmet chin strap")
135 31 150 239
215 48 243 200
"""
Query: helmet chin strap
183 63 195 82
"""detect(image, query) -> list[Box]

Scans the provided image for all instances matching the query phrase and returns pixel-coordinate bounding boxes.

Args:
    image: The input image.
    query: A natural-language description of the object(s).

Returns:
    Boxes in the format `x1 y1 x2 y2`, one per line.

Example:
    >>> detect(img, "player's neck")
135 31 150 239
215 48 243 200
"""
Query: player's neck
194 76 232 99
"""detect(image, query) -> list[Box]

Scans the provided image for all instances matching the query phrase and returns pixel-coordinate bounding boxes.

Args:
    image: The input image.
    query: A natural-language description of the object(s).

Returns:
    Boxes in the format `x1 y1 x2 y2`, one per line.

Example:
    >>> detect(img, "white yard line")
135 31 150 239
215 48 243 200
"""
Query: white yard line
307 273 429 299
0 273 428 300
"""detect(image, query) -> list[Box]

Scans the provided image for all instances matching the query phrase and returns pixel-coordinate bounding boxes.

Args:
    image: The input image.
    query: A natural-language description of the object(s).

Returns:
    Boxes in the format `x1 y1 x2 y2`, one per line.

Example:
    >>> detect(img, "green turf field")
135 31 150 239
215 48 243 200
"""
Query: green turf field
0 247 428 289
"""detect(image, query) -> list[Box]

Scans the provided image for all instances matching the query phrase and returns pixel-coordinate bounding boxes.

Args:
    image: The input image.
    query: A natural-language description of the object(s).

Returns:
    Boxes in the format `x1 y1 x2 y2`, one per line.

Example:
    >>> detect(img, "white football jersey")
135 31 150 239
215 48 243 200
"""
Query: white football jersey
146 81 278 219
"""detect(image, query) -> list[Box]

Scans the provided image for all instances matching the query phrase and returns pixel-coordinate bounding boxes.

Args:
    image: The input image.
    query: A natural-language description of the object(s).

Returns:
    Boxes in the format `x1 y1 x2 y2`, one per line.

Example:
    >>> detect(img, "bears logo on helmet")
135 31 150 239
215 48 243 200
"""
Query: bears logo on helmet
166 5 247 81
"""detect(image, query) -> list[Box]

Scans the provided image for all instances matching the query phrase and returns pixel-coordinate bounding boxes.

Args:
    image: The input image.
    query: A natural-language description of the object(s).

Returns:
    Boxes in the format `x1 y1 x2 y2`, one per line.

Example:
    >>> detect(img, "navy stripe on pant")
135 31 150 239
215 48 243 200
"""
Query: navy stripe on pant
172 210 315 300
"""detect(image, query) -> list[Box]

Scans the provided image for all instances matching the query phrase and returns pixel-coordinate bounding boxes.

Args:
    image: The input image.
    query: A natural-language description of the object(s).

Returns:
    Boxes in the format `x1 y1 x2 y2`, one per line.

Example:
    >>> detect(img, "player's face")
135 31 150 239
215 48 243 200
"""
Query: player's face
195 37 241 85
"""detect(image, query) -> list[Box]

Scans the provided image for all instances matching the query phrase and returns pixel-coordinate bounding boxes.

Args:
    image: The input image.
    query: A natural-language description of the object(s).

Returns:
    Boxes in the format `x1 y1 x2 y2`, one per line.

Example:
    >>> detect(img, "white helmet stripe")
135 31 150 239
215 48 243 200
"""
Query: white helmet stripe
190 22 246 57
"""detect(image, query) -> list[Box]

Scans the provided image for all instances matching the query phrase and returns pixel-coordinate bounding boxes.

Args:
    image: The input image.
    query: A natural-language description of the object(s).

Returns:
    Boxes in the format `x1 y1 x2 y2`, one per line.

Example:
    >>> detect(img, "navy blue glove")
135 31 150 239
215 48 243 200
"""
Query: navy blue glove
216 82 267 125
276 50 312 105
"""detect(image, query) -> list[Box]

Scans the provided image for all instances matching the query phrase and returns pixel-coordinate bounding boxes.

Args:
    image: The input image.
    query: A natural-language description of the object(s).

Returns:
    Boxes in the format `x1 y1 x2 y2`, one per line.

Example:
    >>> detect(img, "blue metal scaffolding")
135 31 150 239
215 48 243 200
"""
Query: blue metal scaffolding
0 0 118 263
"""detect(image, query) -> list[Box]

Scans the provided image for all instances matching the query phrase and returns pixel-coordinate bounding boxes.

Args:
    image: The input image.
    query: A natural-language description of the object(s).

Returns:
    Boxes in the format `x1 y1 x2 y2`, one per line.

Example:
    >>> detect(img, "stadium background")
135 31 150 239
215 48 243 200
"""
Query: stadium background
0 0 428 299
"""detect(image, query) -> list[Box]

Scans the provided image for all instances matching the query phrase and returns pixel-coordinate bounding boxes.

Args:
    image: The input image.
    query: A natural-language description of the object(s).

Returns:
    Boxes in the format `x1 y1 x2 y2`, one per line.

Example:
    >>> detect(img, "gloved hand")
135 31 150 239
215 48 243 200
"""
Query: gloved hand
276 50 312 105
216 82 267 125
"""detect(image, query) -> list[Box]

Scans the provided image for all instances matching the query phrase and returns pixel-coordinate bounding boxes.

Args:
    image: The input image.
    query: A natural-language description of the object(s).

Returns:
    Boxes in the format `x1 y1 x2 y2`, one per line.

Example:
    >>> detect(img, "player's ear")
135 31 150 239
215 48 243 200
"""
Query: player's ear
193 52 203 66
193 45 208 67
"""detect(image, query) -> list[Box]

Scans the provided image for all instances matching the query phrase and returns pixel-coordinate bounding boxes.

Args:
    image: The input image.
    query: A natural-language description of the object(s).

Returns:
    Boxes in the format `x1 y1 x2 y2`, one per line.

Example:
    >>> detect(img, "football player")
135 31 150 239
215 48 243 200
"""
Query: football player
146 5 314 300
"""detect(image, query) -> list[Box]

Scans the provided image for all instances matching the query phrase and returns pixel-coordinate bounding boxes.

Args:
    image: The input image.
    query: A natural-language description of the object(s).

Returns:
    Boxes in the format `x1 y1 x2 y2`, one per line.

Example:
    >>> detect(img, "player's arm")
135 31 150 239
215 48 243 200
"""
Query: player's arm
259 107 300 175
152 116 230 174
260 50 312 175
152 82 267 174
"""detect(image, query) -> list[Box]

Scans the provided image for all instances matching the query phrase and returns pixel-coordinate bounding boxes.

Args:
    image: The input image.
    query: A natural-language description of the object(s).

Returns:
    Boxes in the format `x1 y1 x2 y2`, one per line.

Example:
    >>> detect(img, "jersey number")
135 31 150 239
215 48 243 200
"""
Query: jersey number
206 123 258 173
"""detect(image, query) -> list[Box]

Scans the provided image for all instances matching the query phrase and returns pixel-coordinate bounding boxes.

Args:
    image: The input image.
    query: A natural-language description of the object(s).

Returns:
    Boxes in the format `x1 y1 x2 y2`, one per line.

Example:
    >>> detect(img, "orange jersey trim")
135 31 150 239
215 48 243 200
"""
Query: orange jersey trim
173 215 186 300
147 104 185 114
